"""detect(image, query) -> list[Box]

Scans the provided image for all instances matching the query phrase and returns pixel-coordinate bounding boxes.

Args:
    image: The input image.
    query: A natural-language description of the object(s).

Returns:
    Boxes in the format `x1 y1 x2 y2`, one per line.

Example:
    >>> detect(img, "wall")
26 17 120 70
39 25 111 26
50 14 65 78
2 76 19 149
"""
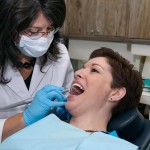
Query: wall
68 39 136 70
68 39 134 62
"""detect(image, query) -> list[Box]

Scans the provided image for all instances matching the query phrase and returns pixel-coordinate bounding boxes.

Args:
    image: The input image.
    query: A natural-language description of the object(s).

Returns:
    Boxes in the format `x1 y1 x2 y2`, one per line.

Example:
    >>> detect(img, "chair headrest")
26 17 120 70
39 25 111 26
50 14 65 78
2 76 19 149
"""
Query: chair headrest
107 108 144 141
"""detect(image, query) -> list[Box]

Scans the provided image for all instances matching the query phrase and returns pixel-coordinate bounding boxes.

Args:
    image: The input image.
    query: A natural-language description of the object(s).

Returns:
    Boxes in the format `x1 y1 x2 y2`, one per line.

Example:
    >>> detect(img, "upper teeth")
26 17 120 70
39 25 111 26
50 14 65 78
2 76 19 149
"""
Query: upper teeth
72 83 84 90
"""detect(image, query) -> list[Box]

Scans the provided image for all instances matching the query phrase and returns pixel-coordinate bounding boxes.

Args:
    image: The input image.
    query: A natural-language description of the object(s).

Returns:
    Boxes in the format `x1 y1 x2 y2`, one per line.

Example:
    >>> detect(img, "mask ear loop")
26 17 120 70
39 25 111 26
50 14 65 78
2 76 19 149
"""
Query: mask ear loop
47 28 59 40
54 27 60 34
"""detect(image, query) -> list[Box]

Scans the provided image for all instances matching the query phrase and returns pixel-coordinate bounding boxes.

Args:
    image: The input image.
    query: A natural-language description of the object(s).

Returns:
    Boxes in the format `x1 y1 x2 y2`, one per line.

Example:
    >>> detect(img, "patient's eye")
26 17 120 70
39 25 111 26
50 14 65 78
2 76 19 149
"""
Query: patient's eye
91 68 99 73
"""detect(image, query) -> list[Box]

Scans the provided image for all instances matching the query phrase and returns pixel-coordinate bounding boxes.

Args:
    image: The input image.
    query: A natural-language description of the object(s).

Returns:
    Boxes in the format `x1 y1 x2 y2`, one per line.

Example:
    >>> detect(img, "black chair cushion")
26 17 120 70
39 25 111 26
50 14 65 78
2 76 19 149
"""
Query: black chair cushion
131 119 150 150
108 108 144 141
107 107 150 150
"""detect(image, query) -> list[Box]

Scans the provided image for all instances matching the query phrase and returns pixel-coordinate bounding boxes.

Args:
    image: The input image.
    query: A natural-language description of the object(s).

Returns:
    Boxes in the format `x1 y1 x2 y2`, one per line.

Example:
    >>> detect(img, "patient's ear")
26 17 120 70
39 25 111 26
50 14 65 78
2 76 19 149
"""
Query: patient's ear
108 87 126 102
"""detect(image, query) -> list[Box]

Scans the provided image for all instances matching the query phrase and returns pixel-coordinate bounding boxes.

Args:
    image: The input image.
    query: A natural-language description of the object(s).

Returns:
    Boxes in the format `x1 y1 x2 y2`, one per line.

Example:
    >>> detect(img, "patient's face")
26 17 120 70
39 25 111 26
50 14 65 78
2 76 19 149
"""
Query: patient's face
66 57 113 116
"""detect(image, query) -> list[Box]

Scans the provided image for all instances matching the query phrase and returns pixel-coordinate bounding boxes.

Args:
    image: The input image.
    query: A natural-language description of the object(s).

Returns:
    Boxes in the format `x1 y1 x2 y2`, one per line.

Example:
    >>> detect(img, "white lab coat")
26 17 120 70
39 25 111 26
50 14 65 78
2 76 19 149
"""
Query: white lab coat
0 43 74 142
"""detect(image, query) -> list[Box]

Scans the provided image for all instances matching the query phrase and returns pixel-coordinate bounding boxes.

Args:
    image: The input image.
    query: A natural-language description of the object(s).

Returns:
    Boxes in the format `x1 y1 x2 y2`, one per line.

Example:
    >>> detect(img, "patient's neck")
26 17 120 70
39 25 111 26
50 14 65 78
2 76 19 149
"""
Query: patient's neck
69 111 111 132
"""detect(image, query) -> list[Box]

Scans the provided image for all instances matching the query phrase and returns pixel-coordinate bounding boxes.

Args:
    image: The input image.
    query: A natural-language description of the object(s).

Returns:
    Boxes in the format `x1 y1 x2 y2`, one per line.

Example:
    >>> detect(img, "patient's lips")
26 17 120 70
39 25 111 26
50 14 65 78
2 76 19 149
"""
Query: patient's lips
70 83 84 96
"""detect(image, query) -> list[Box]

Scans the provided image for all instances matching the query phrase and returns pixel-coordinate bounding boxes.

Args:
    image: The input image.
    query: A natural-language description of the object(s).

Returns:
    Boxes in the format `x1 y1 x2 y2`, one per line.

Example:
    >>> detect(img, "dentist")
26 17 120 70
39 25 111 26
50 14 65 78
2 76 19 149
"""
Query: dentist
0 0 74 142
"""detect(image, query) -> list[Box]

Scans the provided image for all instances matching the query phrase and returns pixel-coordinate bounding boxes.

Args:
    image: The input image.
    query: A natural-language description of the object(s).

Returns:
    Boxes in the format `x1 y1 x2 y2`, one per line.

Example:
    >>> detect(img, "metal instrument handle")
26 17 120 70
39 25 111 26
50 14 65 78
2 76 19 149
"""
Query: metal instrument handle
0 88 70 110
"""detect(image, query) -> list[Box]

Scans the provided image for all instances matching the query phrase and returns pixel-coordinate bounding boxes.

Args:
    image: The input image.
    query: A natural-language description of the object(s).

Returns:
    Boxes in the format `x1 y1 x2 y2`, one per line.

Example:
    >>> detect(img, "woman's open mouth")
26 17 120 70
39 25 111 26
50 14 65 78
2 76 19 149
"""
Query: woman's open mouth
70 83 84 96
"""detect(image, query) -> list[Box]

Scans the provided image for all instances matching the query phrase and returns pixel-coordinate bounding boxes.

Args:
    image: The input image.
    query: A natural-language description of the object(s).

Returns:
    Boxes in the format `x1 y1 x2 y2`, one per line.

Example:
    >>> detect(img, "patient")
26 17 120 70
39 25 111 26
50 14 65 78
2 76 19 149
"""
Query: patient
0 47 143 150
66 47 142 133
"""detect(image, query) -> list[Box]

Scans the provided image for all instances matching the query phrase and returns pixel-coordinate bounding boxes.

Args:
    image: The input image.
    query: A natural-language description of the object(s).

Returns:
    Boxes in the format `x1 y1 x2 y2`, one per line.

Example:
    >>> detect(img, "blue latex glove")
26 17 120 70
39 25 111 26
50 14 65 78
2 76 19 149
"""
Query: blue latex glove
56 107 72 121
23 84 66 126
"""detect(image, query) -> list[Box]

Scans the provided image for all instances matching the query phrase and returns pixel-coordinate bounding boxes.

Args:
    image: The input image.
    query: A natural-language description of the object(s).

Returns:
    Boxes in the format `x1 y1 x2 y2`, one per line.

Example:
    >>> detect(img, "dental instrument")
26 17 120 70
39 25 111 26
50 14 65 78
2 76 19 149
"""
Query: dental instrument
0 88 70 110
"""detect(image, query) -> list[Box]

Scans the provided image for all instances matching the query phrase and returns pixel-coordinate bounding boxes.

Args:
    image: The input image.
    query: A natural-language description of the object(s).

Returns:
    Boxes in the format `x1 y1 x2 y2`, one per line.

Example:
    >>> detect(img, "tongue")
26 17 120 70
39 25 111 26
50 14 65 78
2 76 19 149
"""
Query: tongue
71 86 84 95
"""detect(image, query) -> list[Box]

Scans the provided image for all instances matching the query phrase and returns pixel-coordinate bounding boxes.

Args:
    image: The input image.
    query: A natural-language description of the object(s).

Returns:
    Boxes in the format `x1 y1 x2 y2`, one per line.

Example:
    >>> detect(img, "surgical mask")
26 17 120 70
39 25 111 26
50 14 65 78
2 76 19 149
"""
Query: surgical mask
16 32 54 57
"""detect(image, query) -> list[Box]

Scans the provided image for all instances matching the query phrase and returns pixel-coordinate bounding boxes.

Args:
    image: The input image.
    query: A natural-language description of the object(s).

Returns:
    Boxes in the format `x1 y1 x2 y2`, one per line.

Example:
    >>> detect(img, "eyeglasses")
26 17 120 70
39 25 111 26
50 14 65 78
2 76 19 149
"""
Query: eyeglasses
22 27 60 39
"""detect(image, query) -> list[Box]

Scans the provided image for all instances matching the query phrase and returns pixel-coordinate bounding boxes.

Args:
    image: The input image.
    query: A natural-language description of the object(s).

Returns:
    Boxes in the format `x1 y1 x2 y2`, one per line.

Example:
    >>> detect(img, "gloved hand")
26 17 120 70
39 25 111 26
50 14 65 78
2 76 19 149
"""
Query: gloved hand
56 106 72 121
23 84 67 126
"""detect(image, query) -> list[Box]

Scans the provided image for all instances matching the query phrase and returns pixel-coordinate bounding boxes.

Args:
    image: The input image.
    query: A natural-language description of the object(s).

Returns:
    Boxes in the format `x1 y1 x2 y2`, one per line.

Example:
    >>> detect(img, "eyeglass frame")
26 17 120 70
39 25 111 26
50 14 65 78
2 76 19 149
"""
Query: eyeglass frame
21 27 60 39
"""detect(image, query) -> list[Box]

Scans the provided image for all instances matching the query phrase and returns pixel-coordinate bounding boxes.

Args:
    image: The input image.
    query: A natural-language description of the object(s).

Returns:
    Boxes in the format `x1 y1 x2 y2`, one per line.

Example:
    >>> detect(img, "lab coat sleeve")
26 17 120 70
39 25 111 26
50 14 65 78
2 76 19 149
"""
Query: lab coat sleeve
0 119 6 143
57 43 74 88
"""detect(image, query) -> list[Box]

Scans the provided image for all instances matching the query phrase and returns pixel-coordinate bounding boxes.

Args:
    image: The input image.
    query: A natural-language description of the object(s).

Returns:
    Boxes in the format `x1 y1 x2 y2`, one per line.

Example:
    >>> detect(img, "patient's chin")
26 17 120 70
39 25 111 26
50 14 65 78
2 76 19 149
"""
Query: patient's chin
65 101 72 111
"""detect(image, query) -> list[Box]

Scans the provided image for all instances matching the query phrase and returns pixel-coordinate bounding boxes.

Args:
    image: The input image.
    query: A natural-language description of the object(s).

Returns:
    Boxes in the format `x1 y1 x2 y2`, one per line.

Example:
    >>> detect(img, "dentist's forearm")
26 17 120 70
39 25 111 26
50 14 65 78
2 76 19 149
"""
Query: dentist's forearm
2 113 25 142
1 85 68 142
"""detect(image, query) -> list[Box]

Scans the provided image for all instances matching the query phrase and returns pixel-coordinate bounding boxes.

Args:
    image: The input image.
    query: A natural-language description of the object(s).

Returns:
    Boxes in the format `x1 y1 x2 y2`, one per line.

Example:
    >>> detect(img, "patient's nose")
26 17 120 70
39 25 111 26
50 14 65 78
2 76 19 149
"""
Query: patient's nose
75 69 85 79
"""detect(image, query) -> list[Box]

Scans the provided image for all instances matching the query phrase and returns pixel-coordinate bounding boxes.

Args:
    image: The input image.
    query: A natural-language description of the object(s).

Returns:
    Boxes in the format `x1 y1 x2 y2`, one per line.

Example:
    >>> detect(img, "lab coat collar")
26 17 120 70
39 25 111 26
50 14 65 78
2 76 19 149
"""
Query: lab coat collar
29 58 53 95
4 58 53 99
4 60 30 99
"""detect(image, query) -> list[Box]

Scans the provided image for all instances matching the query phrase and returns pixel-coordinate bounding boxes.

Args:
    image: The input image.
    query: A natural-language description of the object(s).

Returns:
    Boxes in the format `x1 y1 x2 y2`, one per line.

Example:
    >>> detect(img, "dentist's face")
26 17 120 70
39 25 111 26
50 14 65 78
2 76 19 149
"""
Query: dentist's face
66 57 113 116
19 11 54 40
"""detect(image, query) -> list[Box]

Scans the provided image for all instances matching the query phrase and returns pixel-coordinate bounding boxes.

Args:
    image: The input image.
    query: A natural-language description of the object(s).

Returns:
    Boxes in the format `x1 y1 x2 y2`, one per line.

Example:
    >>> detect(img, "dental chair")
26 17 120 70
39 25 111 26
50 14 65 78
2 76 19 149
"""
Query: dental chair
108 107 150 150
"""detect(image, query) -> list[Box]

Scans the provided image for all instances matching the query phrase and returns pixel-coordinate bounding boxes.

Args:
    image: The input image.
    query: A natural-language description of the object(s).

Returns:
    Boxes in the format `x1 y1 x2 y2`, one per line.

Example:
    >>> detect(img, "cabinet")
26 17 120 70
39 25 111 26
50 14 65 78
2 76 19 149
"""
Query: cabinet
63 0 90 36
63 0 129 38
128 0 150 39
63 0 150 41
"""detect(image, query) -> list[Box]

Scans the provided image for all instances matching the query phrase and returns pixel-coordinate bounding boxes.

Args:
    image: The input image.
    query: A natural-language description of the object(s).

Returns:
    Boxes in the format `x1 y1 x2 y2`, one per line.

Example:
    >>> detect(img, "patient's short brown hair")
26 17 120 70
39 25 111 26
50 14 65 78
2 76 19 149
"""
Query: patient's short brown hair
89 47 143 116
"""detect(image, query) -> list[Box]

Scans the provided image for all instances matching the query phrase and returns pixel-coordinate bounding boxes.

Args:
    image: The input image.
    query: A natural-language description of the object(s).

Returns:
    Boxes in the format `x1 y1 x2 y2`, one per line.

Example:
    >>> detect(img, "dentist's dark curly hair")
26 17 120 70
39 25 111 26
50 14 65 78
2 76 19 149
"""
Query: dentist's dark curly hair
0 0 66 83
